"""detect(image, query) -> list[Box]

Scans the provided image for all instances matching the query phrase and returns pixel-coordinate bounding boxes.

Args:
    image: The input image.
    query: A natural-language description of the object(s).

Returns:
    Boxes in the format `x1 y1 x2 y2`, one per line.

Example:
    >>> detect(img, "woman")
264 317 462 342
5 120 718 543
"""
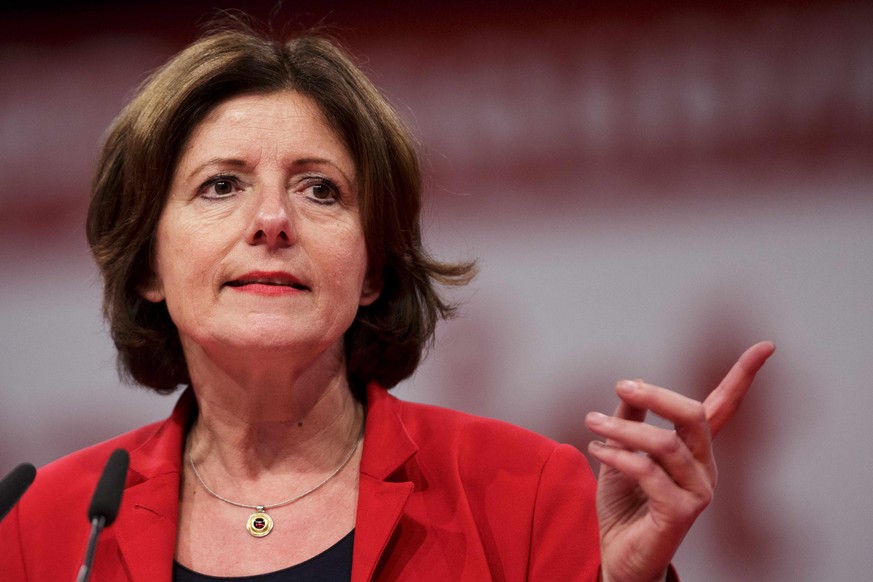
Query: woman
0 22 773 581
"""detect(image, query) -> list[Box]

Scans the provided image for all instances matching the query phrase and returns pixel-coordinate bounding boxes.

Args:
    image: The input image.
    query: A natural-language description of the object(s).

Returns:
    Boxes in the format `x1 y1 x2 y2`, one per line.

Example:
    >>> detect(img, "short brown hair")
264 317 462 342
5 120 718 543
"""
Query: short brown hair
86 24 474 395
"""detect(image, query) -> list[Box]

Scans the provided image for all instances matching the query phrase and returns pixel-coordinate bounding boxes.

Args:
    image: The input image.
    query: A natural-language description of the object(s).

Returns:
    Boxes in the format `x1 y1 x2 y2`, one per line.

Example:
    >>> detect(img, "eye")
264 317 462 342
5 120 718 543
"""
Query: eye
303 178 341 205
198 174 241 199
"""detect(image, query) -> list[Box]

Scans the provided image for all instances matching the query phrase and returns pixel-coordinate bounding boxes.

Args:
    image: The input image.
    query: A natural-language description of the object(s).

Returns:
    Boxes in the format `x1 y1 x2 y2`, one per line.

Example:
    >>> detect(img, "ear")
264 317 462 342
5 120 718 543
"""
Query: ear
139 272 165 303
359 270 382 307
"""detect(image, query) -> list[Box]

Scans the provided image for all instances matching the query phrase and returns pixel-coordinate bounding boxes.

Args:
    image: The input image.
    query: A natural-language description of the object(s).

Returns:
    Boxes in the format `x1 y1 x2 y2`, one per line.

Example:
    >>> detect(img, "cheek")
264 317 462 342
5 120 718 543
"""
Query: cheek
315 231 370 305
337 231 369 287
154 223 222 303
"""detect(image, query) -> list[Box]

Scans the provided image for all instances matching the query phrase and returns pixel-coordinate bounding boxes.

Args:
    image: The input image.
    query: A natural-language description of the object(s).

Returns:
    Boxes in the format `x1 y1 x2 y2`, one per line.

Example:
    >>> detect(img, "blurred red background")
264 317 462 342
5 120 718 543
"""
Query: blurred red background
2 1 871 579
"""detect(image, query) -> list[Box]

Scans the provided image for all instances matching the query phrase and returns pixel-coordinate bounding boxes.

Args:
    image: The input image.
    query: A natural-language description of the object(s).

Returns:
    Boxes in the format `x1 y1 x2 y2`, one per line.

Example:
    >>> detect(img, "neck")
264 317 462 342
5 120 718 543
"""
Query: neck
183 340 363 494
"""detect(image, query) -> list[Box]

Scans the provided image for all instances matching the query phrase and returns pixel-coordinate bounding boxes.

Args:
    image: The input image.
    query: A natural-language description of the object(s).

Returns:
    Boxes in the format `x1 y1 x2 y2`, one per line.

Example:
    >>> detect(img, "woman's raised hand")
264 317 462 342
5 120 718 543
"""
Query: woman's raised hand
585 341 776 582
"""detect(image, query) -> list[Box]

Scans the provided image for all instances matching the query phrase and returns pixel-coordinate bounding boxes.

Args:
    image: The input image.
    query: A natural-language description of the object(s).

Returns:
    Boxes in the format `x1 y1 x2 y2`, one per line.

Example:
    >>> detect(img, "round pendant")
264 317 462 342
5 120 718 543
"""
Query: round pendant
246 509 273 538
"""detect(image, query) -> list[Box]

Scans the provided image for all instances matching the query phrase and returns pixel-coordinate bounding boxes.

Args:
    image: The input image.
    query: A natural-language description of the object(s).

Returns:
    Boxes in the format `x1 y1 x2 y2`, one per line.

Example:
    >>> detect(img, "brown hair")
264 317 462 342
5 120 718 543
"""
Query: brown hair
86 24 475 395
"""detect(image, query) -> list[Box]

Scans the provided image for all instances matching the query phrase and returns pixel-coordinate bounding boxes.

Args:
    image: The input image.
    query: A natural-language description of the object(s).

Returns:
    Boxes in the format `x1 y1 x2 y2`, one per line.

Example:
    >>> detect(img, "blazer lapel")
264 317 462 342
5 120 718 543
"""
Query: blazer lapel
111 473 180 581
91 386 419 582
110 390 193 581
352 384 419 582
352 476 413 582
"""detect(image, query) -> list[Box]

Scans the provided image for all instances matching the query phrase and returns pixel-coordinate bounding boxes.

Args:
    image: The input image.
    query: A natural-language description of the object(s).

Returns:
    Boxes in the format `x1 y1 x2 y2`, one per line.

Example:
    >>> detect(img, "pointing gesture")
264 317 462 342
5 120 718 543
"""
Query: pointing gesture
585 341 776 582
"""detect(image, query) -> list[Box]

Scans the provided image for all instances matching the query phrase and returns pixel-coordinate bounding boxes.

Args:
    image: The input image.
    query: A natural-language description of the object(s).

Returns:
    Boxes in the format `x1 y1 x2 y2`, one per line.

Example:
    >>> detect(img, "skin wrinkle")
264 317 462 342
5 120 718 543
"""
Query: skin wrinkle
153 90 375 575
146 92 375 366
145 89 374 460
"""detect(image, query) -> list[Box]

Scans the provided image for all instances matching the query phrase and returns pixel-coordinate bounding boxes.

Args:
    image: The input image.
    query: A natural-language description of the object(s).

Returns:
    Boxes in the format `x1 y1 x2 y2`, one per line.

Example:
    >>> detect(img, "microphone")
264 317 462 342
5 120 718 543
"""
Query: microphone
0 462 37 523
75 449 129 582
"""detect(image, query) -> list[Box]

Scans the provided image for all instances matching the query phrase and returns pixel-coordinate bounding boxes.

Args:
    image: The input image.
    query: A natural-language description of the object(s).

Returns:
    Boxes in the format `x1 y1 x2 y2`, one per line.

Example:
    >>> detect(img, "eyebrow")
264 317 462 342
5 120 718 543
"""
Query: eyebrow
290 158 355 187
185 158 247 181
184 157 355 187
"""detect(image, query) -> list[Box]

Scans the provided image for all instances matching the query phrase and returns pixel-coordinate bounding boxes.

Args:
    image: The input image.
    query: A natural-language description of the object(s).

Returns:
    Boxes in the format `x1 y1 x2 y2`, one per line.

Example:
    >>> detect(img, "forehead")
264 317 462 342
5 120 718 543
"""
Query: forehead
178 91 355 177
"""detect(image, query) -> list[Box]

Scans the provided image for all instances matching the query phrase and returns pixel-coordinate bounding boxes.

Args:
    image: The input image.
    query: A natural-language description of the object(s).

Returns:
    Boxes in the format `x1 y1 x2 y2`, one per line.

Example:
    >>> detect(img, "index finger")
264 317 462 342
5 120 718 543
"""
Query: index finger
704 341 775 437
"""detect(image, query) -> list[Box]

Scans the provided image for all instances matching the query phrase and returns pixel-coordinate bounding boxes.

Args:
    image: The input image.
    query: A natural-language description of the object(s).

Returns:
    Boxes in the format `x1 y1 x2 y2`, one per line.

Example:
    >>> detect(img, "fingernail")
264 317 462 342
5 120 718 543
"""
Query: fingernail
589 440 606 449
587 412 607 425
617 380 637 393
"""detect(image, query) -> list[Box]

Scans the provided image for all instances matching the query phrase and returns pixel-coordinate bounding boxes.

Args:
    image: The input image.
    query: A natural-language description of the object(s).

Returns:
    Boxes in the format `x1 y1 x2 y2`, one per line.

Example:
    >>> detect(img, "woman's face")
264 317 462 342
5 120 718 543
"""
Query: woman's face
142 91 379 361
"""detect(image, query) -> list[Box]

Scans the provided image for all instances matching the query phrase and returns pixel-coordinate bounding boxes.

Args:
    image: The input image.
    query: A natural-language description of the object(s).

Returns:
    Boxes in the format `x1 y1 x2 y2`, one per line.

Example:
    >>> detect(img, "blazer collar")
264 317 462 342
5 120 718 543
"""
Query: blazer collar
118 384 417 482
127 388 194 483
360 382 418 480
107 385 419 582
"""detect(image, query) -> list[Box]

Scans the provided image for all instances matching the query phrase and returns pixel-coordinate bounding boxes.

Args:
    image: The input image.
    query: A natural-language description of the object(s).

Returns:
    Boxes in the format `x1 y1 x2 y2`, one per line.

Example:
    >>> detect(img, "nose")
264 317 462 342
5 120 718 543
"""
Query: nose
245 187 297 249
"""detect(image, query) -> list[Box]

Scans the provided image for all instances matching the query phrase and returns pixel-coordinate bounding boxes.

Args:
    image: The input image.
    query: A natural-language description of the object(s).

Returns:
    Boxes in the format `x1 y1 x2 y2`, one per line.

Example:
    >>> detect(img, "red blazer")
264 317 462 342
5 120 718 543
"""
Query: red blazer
1 384 601 581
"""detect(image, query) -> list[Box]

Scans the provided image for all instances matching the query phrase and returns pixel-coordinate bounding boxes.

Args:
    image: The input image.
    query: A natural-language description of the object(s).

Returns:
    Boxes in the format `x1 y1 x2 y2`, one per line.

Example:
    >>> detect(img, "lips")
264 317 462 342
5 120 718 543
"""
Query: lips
225 271 309 291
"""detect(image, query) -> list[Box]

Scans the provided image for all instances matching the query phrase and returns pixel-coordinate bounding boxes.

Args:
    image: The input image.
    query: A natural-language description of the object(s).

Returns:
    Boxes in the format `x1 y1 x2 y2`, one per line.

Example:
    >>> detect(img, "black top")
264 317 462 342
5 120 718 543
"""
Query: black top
172 530 354 582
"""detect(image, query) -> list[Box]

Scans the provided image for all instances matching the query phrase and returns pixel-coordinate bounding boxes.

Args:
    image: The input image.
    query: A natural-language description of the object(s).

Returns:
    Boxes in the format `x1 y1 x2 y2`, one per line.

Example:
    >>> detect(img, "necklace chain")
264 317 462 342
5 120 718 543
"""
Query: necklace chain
188 427 363 511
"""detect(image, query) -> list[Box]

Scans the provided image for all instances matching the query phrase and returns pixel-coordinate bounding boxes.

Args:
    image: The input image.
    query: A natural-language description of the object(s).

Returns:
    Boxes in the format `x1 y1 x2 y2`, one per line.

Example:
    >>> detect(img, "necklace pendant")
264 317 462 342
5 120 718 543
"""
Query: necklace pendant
246 506 273 538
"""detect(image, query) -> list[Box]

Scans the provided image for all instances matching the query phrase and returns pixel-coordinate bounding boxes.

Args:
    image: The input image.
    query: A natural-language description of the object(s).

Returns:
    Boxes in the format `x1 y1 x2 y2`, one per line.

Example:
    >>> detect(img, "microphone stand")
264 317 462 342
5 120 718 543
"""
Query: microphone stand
73 448 128 582
75 515 107 582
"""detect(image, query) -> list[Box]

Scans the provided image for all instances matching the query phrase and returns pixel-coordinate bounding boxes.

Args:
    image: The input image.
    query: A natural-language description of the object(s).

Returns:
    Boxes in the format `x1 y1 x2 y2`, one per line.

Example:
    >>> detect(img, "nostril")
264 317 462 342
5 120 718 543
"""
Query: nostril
247 215 295 247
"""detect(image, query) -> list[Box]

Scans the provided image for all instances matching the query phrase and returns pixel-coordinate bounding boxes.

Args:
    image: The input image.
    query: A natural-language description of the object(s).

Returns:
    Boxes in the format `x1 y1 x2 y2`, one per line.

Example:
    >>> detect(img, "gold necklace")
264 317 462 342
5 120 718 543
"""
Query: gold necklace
188 428 363 538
